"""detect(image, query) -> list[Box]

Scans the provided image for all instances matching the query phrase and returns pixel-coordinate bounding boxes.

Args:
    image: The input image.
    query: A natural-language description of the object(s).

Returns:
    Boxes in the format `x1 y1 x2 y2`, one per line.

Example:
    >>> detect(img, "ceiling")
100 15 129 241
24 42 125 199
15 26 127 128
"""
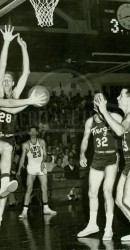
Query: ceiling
0 0 130 76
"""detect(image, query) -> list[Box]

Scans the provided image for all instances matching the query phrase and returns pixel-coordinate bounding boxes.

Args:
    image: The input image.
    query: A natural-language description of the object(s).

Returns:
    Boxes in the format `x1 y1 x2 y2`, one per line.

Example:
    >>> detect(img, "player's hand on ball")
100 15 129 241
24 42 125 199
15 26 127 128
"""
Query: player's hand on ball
0 25 19 42
29 90 47 107
28 86 50 107
80 158 87 168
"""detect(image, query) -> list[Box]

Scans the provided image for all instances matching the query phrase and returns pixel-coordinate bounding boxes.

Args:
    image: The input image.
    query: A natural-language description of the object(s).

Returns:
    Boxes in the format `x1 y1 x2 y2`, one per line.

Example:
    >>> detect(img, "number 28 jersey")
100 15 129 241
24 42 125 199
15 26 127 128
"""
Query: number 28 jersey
0 110 16 135
91 116 117 152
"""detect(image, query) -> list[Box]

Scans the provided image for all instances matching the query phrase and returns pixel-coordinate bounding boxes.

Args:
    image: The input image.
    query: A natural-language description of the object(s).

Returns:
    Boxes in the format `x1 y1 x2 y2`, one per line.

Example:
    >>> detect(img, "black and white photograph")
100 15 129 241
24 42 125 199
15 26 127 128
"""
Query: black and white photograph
0 0 130 249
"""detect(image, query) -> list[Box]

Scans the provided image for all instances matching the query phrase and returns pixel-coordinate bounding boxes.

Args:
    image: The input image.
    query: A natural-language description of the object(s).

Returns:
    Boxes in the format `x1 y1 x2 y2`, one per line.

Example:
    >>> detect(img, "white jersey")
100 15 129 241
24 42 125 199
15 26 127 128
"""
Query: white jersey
27 139 45 175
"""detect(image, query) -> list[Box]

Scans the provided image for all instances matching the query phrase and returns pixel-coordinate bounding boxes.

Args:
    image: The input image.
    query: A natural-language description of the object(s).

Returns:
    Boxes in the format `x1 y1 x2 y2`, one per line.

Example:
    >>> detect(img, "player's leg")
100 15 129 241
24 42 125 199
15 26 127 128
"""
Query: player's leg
115 173 130 220
38 174 57 215
19 174 35 218
77 167 104 237
0 197 7 225
0 141 18 197
103 163 118 240
118 171 130 241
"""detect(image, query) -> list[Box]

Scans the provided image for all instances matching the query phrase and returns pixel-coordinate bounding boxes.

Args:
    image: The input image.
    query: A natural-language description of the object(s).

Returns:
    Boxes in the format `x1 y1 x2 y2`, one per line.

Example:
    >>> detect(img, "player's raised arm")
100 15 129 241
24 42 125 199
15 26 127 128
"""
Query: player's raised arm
95 94 129 136
0 25 18 96
80 117 93 167
13 36 30 99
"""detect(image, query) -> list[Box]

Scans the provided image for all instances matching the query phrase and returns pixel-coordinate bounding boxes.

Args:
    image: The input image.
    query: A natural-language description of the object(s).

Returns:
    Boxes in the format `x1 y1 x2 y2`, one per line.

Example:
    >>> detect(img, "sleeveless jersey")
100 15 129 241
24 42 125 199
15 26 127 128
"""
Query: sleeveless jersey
27 140 44 175
122 131 130 157
0 95 16 136
91 116 117 152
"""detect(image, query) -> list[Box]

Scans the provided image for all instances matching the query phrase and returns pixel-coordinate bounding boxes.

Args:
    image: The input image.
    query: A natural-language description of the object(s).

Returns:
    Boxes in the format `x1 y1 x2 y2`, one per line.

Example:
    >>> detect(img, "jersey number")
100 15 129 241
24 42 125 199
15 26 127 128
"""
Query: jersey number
96 137 108 148
0 112 11 123
33 150 41 158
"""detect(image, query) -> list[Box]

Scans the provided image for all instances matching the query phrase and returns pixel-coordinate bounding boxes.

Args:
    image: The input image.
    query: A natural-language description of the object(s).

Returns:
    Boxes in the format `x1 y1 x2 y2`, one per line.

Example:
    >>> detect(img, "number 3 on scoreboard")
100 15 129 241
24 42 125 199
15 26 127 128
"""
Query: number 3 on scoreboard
96 137 108 148
110 18 119 33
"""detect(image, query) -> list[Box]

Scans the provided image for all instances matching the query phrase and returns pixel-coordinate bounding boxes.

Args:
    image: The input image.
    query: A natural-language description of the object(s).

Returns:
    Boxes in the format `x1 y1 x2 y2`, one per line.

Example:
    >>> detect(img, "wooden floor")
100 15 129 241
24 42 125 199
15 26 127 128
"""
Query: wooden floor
0 200 130 250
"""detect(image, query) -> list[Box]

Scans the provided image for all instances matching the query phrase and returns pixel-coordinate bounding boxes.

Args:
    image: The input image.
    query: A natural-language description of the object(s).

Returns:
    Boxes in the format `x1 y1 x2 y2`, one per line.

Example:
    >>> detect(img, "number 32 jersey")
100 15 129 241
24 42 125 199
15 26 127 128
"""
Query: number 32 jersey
91 116 117 152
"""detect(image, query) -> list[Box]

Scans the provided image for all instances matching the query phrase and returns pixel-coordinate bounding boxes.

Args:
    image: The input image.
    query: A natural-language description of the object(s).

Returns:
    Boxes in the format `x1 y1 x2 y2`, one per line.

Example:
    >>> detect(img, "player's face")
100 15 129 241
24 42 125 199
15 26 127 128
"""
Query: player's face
29 128 38 138
2 74 14 91
117 89 130 111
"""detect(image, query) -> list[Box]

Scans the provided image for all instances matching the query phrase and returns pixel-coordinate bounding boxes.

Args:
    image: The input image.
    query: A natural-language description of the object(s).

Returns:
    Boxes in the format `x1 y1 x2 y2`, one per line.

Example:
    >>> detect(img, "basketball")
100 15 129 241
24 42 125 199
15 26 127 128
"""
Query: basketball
28 85 50 107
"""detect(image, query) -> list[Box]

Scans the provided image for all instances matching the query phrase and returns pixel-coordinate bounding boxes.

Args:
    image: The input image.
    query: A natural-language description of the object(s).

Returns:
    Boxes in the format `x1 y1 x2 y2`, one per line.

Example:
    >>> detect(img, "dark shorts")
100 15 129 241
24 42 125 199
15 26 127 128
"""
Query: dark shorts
123 156 130 176
91 153 117 171
0 137 15 146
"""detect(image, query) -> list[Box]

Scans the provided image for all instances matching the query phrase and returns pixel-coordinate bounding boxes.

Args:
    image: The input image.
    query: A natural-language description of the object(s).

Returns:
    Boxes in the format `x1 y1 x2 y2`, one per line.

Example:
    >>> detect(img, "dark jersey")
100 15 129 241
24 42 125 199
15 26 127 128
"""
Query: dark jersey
0 110 16 135
0 94 16 136
91 116 117 152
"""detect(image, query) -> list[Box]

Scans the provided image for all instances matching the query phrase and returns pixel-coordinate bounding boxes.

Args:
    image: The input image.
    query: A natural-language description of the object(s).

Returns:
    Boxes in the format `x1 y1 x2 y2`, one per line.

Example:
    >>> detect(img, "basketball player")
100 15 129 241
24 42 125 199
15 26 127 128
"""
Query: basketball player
17 127 57 218
95 89 130 241
77 93 122 240
0 25 46 224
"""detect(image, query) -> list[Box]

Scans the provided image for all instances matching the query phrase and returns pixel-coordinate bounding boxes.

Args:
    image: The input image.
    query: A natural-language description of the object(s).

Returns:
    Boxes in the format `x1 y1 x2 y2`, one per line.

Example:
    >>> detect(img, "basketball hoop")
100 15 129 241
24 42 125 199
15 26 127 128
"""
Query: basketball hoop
29 0 59 27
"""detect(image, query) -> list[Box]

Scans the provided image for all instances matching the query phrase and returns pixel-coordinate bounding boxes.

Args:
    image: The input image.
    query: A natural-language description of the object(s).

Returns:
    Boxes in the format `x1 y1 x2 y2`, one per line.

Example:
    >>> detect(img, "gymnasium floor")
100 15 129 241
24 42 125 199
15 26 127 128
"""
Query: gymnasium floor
0 198 130 250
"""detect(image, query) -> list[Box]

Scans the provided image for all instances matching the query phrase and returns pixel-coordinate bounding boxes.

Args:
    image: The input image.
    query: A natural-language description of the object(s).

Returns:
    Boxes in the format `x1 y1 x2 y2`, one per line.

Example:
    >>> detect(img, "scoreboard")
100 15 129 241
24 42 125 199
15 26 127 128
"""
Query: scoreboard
99 1 130 35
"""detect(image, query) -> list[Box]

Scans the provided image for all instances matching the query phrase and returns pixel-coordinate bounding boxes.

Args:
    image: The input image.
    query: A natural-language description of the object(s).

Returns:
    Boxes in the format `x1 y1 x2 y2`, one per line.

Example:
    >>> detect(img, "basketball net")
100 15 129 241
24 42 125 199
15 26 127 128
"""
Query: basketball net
29 0 59 27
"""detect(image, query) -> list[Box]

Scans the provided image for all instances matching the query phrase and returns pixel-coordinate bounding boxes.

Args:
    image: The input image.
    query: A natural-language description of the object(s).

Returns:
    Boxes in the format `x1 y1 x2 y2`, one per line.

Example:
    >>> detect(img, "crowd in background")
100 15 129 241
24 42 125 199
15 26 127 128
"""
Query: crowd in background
7 90 94 206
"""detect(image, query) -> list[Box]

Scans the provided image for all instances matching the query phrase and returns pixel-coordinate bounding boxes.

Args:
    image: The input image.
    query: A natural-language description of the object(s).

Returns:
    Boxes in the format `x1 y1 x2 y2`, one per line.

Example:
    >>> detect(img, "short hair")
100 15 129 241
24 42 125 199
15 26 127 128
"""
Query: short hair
29 126 38 131
123 86 130 96
5 72 15 81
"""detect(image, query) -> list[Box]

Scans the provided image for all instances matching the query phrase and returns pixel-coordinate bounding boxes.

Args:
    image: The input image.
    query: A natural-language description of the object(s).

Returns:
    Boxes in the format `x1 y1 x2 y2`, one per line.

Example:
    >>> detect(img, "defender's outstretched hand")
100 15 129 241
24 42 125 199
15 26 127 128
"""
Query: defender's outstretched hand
0 25 19 42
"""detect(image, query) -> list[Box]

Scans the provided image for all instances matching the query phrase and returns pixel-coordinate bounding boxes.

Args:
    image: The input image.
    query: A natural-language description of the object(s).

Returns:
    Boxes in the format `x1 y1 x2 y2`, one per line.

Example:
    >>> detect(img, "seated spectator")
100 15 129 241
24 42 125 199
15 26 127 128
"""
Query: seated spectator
62 147 69 168
51 146 58 162
44 134 51 146
53 158 64 181
64 157 79 180
45 155 55 173
47 145 52 155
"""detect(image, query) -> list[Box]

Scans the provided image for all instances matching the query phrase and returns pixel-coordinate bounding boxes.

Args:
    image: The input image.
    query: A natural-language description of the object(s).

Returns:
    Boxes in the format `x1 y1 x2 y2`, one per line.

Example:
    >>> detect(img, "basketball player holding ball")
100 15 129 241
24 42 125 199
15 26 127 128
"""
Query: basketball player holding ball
77 92 122 240
0 25 47 224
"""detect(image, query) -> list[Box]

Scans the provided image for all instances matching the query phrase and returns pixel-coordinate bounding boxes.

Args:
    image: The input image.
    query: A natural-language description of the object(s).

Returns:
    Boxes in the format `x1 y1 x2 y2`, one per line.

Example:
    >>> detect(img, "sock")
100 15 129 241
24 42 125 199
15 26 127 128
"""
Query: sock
23 206 29 213
105 213 113 230
44 204 49 210
1 175 10 189
89 211 98 225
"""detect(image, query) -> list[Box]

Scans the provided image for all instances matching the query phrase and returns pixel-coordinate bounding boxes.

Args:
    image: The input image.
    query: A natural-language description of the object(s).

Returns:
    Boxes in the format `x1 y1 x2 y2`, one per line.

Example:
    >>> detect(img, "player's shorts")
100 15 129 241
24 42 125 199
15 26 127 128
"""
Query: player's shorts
91 152 117 171
123 156 130 176
27 164 47 176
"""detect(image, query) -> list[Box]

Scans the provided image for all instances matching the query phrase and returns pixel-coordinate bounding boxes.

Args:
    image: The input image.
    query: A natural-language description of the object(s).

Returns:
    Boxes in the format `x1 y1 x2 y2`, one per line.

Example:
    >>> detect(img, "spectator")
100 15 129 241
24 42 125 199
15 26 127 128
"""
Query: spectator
64 157 79 180
53 158 64 181
62 147 69 168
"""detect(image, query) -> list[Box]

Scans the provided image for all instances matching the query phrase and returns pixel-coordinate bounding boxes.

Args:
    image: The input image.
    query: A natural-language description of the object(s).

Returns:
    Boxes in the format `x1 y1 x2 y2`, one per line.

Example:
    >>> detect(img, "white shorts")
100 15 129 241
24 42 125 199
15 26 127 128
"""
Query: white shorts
27 164 47 176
